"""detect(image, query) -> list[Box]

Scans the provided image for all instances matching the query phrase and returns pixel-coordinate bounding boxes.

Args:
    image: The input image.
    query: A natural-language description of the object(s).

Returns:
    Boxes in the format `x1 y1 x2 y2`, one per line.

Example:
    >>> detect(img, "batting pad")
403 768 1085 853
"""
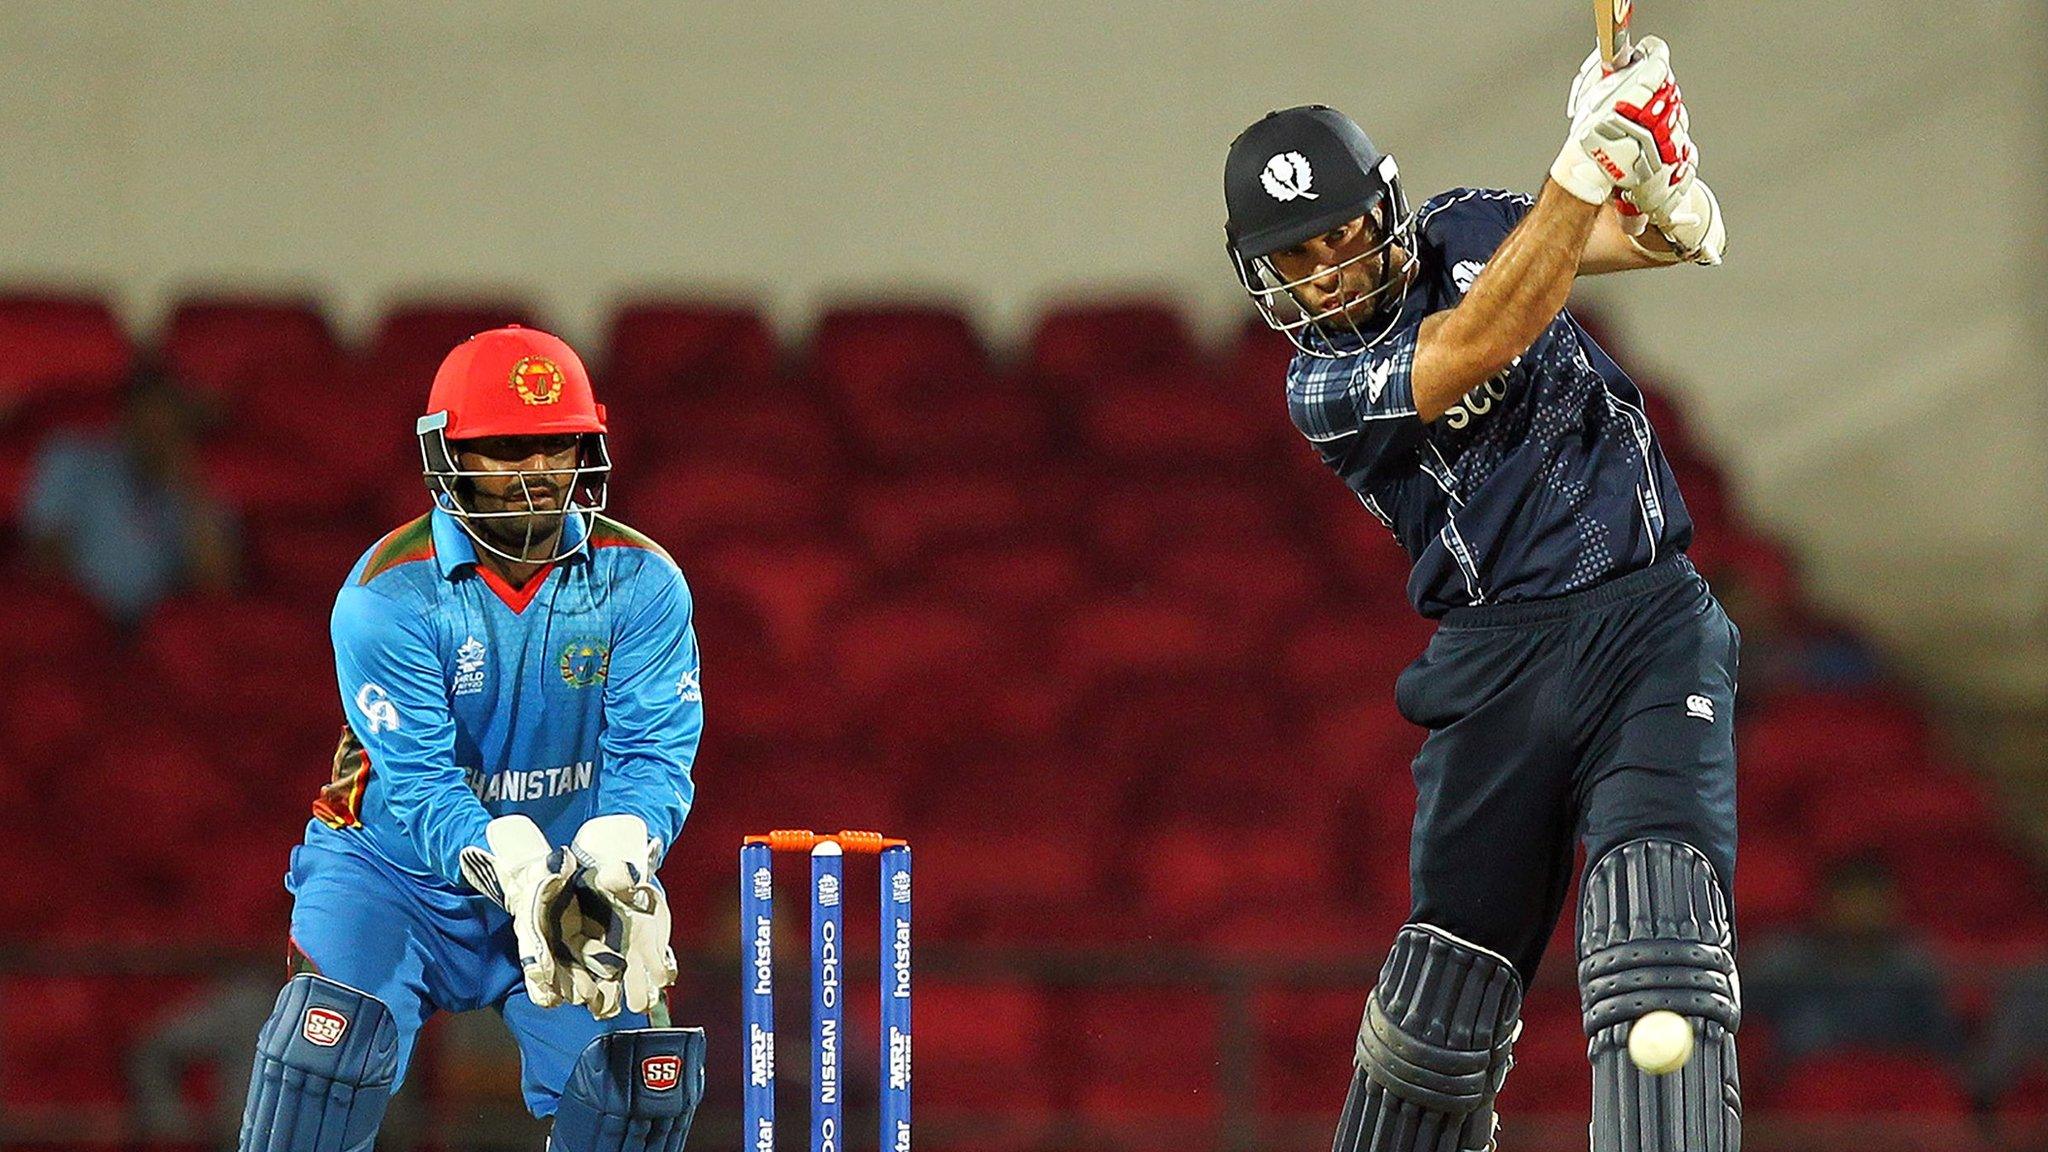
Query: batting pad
238 974 399 1152
549 1027 707 1152
1337 923 1524 1152
1579 838 1742 1151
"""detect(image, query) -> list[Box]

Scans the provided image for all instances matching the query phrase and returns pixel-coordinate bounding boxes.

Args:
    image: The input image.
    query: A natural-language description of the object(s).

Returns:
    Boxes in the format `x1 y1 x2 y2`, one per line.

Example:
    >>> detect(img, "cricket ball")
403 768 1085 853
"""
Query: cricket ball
1627 1010 1695 1075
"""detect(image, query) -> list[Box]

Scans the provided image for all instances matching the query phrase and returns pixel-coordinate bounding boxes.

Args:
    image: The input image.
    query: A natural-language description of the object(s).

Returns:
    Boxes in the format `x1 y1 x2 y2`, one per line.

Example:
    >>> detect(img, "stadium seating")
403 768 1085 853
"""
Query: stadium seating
0 288 2040 1144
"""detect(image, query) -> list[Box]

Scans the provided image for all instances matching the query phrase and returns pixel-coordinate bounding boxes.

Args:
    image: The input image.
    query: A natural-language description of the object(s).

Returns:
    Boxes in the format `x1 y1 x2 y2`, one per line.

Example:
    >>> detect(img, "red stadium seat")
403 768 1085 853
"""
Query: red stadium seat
909 541 1092 620
1501 988 1594 1117
0 293 132 398
603 300 778 395
1141 827 1364 952
1771 1048 1973 1114
1052 597 1238 680
371 299 538 366
1073 365 1288 476
2000 1062 2048 1116
1290 474 1418 595
1087 480 1285 572
914 981 1057 1111
850 473 1052 568
1279 608 1435 707
825 599 1003 698
0 975 162 1105
244 514 385 604
1805 768 1993 856
202 425 375 522
1737 691 1934 828
808 303 985 408
911 825 1104 943
1889 840 2048 953
626 456 839 549
1028 298 1196 385
161 296 337 402
847 376 1054 470
1733 835 1820 932
137 597 333 733
1222 315 1295 390
1252 986 1368 1115
689 536 863 663
1068 988 1224 1120
639 376 844 468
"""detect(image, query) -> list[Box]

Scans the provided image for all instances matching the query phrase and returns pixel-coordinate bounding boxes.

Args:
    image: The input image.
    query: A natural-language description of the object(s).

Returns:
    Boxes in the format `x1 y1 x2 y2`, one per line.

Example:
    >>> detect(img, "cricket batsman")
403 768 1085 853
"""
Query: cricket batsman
238 327 707 1151
1222 39 1740 1152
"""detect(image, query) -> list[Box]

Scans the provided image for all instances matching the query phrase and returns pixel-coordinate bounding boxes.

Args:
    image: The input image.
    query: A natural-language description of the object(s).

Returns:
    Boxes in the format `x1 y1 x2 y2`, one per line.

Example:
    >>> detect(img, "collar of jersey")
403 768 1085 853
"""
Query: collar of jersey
429 505 592 580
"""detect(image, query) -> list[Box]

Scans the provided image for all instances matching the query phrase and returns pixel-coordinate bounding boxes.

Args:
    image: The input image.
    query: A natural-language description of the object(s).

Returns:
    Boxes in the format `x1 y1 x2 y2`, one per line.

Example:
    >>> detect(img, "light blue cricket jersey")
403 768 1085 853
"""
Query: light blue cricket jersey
306 507 702 890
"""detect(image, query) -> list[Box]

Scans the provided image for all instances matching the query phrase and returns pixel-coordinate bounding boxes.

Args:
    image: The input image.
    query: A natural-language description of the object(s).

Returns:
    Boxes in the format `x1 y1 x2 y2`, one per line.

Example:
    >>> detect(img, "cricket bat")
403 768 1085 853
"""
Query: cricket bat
1594 0 1648 231
1595 0 1634 68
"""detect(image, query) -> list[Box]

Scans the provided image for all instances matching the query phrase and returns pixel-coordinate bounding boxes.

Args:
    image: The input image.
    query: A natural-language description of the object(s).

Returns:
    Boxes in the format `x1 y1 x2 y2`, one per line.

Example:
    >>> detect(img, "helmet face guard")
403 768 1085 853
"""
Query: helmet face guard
1231 154 1418 359
417 410 611 566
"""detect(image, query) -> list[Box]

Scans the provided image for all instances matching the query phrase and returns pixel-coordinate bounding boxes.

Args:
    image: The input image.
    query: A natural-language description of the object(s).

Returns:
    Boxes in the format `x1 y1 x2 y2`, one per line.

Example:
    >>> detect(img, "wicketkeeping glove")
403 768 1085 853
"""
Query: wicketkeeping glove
570 815 679 1016
460 815 586 1010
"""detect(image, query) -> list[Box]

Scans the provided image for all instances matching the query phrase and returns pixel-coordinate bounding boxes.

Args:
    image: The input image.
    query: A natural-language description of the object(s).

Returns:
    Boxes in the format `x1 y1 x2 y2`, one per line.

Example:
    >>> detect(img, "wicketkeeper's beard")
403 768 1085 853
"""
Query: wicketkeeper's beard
464 487 571 563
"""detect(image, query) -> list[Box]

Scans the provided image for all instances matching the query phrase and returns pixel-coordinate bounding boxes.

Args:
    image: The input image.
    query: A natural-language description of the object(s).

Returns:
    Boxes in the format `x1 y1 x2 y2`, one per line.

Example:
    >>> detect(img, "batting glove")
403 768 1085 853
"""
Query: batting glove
1552 36 1678 205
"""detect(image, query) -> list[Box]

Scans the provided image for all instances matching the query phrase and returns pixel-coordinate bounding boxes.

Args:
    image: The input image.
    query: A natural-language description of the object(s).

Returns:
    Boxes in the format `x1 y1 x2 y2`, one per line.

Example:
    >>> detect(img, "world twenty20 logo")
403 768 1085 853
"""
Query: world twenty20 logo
559 639 611 688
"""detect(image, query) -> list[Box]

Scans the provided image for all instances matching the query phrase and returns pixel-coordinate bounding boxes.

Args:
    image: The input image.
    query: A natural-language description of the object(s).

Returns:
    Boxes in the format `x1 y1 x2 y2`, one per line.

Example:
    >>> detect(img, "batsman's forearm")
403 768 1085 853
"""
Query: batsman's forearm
1413 180 1600 421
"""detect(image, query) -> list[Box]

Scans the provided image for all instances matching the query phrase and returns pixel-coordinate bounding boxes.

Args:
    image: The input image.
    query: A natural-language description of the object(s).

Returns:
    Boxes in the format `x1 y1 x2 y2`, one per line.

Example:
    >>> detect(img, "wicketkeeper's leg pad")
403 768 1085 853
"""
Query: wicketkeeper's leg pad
549 1027 707 1152
238 974 399 1152
1334 923 1524 1152
1579 837 1742 1151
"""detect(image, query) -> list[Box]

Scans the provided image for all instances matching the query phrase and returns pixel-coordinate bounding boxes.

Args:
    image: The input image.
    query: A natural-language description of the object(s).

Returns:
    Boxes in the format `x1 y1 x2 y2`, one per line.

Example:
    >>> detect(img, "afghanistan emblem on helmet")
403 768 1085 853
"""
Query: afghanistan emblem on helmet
509 356 566 406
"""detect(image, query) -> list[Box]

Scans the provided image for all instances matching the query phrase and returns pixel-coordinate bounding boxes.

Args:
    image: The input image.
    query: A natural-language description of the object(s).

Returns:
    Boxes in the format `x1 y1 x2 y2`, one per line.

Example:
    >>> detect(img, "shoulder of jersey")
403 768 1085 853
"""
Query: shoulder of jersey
349 513 438 589
587 514 680 573
1417 186 1533 239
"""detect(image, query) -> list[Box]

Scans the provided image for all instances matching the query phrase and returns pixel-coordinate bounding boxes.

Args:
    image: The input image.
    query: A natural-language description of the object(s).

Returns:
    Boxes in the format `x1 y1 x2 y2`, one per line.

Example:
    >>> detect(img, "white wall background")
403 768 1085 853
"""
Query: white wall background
3 1 2043 704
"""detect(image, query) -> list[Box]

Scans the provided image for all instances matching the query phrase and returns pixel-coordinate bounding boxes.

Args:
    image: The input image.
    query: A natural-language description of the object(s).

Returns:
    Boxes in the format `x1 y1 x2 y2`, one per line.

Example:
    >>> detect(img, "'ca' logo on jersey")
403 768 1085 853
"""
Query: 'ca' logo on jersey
678 667 702 702
509 356 565 406
355 683 401 733
1260 152 1319 202
559 640 611 688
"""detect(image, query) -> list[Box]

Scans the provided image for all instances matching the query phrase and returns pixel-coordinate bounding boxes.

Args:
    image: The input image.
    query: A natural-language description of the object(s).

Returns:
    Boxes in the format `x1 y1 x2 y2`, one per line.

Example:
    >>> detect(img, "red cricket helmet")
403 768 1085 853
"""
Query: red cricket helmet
416 326 613 563
426 325 608 437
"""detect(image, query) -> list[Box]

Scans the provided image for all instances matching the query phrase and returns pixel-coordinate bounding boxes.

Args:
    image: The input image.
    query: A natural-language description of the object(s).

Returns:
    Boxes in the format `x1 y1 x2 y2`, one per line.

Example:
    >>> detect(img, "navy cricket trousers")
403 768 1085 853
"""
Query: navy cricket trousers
1393 555 1741 984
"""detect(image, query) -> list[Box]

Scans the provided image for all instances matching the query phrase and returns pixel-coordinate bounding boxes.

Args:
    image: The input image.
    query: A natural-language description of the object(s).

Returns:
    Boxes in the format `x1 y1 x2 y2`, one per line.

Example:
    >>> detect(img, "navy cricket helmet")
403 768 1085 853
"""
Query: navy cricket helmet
1224 105 1417 357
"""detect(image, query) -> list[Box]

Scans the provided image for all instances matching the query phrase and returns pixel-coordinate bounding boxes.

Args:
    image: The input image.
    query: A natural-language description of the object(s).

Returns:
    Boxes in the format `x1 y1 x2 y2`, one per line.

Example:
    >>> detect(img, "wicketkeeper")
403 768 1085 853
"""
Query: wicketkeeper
238 326 706 1151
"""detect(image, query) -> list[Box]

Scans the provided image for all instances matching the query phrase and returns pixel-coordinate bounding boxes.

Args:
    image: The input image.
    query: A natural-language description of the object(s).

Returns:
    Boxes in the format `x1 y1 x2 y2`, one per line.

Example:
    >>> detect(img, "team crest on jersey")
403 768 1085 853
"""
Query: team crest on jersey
559 639 611 688
453 636 487 696
509 356 566 406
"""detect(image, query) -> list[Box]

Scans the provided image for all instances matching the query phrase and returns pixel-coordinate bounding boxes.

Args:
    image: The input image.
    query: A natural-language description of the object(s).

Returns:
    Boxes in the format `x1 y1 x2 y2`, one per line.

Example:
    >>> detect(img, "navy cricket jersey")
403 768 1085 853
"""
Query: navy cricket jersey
1287 187 1693 617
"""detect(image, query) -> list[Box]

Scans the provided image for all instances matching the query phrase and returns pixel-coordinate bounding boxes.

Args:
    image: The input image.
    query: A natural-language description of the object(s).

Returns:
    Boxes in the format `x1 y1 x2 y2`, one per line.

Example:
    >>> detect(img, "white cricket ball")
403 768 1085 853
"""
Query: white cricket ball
1627 1010 1695 1075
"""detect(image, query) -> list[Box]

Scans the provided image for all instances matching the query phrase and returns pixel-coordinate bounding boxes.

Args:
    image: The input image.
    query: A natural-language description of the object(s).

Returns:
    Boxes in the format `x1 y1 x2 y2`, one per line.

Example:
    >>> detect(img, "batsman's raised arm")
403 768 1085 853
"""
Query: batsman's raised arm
1409 181 1599 420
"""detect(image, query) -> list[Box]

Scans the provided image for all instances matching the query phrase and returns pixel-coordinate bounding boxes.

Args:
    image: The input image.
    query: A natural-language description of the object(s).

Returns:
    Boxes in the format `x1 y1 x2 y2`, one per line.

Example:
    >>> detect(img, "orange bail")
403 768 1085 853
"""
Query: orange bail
743 828 907 854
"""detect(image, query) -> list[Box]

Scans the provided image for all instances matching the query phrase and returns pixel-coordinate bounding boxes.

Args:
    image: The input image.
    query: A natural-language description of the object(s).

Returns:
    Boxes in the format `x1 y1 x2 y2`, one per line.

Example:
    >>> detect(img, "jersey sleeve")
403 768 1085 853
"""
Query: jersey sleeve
331 583 490 886
1421 187 1536 272
598 559 702 858
1287 328 1427 492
